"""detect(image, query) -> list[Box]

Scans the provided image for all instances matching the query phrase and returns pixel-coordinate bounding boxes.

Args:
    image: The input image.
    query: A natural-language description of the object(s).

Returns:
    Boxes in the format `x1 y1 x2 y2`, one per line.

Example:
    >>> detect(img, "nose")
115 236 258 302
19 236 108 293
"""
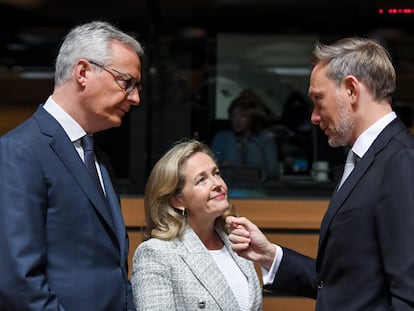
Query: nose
127 87 141 106
211 175 225 190
311 108 320 125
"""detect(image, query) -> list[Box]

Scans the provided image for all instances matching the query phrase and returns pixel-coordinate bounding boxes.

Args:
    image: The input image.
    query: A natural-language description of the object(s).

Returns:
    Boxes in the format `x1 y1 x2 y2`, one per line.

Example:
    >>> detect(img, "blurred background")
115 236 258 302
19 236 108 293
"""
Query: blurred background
1 0 414 195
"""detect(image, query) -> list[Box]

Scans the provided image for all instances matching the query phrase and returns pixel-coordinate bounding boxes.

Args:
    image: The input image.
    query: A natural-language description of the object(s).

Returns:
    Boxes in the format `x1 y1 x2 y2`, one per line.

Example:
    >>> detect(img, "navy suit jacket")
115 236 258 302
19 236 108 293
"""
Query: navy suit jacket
0 106 135 310
268 118 414 310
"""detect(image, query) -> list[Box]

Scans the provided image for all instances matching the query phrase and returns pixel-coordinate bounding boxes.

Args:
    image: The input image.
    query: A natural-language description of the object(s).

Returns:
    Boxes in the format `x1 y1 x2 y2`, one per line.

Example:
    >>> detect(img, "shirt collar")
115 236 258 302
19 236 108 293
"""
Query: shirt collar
352 111 397 158
43 96 86 143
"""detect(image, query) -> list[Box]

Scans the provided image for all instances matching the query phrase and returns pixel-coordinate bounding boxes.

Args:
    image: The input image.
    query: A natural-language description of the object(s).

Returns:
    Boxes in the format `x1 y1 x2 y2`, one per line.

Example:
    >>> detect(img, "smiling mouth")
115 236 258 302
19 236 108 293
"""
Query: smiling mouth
210 193 226 200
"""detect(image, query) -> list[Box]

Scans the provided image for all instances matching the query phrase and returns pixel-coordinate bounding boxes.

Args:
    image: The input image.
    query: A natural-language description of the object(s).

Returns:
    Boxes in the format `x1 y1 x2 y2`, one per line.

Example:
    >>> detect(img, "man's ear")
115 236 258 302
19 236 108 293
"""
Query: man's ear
344 75 359 102
74 59 90 87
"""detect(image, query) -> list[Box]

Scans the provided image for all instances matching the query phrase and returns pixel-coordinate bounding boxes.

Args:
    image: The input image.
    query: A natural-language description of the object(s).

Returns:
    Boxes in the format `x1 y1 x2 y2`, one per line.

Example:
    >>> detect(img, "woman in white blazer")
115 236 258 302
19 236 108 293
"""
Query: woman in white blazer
131 139 262 310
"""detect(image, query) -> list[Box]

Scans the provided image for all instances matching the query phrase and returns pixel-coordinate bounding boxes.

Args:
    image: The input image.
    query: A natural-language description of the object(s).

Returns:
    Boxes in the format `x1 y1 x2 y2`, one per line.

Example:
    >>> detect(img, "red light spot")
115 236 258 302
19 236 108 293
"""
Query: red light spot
381 7 414 15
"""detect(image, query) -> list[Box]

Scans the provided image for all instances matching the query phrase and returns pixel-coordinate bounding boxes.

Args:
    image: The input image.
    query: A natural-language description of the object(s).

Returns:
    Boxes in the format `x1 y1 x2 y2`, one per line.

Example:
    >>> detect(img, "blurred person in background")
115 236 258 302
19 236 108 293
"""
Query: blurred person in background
211 89 278 181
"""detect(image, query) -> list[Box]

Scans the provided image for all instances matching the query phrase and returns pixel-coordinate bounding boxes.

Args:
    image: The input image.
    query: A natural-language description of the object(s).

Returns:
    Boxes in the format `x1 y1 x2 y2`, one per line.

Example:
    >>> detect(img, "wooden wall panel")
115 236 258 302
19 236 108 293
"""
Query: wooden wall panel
263 296 315 310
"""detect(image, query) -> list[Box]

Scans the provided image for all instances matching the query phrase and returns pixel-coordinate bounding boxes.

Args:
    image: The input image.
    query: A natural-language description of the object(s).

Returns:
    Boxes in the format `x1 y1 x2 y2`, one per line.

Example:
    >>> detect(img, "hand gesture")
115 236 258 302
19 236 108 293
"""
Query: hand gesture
226 216 276 270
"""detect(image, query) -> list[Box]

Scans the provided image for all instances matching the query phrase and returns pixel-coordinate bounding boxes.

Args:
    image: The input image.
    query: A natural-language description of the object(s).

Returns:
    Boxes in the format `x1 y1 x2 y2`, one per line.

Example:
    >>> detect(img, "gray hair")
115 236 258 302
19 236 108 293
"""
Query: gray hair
310 37 396 102
54 21 144 87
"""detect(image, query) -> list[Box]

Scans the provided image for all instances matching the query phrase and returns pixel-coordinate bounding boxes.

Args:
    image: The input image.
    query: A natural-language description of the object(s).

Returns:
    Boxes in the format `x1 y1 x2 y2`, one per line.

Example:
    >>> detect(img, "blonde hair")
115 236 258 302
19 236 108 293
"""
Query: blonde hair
144 139 236 240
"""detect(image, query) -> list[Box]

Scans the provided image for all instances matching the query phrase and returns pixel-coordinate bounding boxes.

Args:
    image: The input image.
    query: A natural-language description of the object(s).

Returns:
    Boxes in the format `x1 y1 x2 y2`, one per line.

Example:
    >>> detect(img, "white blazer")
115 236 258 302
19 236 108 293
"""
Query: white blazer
131 226 263 310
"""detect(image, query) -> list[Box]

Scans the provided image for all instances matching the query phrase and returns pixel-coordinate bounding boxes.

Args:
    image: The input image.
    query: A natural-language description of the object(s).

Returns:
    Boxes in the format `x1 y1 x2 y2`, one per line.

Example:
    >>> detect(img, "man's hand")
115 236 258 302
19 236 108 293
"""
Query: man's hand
226 216 276 270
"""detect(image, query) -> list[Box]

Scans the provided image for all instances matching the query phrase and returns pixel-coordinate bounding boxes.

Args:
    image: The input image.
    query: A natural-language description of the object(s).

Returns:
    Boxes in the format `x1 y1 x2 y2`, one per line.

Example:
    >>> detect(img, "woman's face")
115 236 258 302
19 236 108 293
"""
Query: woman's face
229 106 250 134
178 152 230 225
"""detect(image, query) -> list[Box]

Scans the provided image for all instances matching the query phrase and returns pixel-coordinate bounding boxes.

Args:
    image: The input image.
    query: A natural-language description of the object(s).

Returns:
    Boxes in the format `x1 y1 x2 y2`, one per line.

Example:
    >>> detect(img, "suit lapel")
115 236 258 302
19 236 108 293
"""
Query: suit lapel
317 119 407 265
179 228 240 311
318 151 373 248
100 162 124 253
34 107 117 236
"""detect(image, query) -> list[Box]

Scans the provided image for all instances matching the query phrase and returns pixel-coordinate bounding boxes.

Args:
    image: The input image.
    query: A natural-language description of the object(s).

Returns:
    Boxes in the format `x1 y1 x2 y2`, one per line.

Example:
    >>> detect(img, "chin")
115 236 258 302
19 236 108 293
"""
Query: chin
328 137 346 148
110 117 123 128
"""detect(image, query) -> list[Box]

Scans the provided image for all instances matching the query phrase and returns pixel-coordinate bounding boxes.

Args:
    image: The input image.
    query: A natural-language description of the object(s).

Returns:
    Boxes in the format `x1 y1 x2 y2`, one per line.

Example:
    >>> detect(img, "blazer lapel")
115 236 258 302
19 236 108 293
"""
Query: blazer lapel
218 230 251 275
179 228 240 311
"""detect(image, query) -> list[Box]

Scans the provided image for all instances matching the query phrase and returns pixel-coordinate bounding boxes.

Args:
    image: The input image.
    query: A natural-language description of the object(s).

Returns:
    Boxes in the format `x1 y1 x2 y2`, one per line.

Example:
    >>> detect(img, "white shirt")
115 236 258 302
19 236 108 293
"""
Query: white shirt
263 111 397 285
209 246 250 311
42 96 105 189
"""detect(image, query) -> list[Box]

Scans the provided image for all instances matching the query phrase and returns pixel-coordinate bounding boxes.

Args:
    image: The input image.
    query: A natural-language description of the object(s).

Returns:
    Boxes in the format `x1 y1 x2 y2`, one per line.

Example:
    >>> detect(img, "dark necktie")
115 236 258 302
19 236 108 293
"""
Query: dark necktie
81 135 104 195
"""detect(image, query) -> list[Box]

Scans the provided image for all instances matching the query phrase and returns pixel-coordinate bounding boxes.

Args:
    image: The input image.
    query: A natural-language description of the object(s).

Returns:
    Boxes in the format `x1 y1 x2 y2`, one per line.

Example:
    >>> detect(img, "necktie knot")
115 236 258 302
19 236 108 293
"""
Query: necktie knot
81 135 95 152
80 134 104 195
338 149 359 190
346 150 357 165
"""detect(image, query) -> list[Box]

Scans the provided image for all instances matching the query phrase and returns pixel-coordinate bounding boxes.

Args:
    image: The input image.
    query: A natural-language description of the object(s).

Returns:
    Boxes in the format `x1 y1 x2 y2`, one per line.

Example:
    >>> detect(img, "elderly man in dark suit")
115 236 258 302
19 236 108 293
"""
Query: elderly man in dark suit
227 37 414 310
0 21 143 310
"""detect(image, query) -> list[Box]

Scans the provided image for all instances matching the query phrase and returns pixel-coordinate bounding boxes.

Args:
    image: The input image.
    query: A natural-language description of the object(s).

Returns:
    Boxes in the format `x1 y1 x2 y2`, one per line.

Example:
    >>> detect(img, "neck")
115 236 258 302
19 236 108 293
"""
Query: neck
191 223 224 250
354 100 393 142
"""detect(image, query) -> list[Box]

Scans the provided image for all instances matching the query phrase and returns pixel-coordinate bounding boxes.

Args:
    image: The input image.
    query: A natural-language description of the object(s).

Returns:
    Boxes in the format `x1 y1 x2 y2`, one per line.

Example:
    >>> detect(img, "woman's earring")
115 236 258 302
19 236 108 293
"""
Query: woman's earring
182 208 186 217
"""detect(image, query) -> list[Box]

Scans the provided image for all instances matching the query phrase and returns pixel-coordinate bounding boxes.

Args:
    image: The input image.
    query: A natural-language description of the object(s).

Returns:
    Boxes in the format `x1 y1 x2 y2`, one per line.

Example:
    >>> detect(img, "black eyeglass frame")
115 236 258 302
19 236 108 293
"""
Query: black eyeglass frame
88 60 142 94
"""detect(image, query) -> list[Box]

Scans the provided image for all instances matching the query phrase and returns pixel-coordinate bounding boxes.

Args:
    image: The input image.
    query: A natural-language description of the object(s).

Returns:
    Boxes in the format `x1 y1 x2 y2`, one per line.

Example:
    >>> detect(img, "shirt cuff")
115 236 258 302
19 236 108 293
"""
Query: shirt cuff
261 244 283 285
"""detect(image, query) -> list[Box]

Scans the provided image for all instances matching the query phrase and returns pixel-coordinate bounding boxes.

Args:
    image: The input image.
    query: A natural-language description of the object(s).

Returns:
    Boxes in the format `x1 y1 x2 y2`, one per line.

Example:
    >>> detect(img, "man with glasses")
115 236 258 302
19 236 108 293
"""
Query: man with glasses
88 60 143 94
0 21 143 310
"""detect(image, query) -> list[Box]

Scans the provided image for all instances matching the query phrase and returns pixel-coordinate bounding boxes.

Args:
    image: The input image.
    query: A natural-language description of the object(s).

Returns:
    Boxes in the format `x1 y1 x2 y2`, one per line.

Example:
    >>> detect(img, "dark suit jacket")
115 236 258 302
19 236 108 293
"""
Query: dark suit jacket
0 106 135 310
268 118 414 310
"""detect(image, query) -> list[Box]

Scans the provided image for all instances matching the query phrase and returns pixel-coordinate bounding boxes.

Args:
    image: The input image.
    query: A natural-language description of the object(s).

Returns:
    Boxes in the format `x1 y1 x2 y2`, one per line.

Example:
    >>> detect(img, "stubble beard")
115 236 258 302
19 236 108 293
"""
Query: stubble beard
327 99 355 148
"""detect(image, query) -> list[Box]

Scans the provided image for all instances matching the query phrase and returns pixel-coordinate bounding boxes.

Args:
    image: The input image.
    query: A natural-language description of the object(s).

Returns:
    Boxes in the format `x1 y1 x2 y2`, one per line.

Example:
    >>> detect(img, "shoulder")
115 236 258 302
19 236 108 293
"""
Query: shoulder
133 238 183 269
138 237 176 249
252 130 276 148
0 117 47 162
375 122 414 161
1 106 57 146
1 115 37 141
212 130 234 142
257 129 275 140
384 134 414 167
134 238 178 257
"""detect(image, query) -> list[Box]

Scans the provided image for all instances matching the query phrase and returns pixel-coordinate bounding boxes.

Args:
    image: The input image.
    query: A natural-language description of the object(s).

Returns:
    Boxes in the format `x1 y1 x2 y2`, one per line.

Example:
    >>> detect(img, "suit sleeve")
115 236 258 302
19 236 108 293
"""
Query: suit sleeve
131 243 176 310
377 146 414 308
266 247 317 299
0 137 65 310
125 234 137 311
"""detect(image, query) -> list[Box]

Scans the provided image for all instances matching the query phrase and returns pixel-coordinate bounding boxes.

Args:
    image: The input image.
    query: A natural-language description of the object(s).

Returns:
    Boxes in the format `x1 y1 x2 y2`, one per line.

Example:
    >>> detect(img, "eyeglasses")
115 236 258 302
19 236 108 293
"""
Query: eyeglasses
88 60 142 94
